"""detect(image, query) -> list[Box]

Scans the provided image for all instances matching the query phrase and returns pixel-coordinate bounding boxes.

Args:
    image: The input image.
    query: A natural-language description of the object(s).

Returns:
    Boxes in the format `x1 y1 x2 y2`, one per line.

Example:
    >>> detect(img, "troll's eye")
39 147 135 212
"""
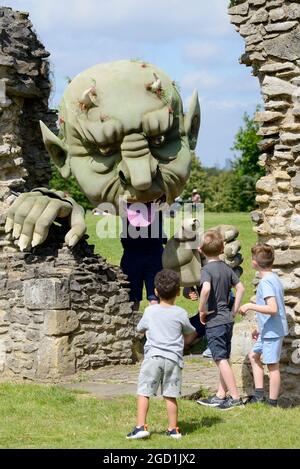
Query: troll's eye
98 144 118 156
148 135 166 148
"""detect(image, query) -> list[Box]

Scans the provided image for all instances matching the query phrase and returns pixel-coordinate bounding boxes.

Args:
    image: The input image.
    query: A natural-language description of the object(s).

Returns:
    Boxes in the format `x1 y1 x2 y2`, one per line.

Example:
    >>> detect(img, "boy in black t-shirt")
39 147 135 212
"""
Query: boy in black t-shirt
197 230 245 410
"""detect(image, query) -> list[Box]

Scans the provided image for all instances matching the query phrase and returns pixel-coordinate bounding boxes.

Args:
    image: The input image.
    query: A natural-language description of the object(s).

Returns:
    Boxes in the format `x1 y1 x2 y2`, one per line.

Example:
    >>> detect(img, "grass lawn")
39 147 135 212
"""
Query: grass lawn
0 382 299 449
86 211 257 313
0 212 299 449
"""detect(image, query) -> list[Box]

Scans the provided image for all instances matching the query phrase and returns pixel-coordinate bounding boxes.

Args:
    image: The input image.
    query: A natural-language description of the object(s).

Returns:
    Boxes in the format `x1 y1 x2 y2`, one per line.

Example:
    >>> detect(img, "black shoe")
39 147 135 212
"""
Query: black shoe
197 394 227 407
267 400 278 408
217 396 244 410
244 395 266 405
126 424 150 440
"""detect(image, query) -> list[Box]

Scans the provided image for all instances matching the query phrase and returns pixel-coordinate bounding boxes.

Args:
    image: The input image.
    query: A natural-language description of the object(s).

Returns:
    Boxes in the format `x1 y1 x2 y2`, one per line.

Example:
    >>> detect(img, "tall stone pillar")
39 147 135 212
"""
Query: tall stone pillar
0 7 55 252
229 0 300 405
0 8 136 379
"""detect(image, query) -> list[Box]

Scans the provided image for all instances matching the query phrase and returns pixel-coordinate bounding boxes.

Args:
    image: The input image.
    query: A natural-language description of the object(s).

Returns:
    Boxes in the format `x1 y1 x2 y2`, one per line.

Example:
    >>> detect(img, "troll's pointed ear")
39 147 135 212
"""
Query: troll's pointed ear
184 90 201 150
40 121 71 179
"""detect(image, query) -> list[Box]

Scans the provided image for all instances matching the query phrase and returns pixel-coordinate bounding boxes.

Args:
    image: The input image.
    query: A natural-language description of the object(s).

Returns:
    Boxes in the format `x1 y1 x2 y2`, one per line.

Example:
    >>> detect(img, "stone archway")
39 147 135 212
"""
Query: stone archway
229 0 300 404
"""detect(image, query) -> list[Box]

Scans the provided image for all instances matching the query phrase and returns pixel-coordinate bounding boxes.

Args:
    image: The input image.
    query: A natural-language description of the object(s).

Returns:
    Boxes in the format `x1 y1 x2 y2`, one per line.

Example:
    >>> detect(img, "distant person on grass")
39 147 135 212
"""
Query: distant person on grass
240 244 288 407
126 269 195 440
197 230 245 410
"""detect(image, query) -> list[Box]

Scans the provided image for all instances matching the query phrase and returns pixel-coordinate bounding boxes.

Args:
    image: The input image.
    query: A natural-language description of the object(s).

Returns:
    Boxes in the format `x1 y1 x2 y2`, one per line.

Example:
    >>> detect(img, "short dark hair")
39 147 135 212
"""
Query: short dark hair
201 230 224 257
154 269 180 300
251 244 274 269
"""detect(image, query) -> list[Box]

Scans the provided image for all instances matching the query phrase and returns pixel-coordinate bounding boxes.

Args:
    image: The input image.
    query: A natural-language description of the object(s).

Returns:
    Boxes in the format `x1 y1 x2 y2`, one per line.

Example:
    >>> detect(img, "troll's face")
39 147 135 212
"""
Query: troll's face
40 60 200 212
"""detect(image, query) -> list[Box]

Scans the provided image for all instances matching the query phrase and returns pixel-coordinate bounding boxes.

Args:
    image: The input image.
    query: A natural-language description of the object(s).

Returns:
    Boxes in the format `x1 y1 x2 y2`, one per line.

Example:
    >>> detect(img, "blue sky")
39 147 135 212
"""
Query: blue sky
5 0 262 167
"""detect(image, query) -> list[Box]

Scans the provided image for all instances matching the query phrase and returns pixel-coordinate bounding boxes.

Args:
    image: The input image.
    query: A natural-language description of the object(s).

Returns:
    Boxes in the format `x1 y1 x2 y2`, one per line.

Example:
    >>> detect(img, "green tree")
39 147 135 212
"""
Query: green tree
49 164 92 211
181 153 208 201
230 110 264 211
232 110 263 178
205 171 238 213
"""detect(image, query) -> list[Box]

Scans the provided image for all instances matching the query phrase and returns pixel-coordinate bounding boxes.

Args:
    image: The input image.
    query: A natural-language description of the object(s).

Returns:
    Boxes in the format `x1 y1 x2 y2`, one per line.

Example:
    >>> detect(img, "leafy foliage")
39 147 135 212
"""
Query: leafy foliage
231 110 263 178
230 110 264 211
181 153 208 201
49 164 93 211
181 110 264 212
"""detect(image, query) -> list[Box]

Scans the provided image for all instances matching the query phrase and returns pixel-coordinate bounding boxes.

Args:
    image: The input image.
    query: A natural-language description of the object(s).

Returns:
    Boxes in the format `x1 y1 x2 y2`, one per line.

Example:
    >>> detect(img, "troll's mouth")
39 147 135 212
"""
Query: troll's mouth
124 194 166 227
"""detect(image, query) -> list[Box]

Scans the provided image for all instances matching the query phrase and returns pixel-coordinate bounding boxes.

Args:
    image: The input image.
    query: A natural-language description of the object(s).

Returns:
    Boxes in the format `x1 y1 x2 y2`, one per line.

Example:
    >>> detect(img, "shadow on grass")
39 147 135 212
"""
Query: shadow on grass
179 416 223 435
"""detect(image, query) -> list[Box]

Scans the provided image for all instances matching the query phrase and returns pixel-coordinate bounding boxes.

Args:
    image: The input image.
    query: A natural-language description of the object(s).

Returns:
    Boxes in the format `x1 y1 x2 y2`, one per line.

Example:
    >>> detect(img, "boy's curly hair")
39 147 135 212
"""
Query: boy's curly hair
154 269 180 300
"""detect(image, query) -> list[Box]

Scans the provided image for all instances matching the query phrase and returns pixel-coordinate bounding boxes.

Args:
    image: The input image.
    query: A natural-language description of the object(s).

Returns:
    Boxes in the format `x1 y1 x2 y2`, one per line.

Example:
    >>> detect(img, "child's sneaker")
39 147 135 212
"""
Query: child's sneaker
126 424 150 440
166 427 182 440
197 395 226 407
217 396 244 410
202 347 213 358
244 395 266 405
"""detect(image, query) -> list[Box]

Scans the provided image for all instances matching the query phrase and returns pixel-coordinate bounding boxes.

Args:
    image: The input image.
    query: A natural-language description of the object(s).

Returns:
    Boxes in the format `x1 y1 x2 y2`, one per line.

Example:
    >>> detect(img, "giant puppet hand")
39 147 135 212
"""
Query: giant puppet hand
162 221 243 287
4 188 86 250
209 224 243 277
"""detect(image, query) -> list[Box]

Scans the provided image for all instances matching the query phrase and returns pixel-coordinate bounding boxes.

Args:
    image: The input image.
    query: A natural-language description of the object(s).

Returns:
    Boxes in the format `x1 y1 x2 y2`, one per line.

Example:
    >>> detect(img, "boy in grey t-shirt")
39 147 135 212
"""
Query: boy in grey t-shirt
126 269 195 441
197 230 245 410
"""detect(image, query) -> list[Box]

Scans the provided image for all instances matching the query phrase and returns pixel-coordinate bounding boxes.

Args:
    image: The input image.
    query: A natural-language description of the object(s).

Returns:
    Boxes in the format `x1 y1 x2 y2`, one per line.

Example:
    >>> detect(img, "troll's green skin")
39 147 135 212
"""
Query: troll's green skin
5 60 241 279
5 60 200 249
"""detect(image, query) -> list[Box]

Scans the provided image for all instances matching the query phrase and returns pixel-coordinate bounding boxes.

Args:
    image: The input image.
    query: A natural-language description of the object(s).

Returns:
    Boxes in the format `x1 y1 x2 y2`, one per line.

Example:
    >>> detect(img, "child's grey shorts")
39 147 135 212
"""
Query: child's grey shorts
137 356 182 398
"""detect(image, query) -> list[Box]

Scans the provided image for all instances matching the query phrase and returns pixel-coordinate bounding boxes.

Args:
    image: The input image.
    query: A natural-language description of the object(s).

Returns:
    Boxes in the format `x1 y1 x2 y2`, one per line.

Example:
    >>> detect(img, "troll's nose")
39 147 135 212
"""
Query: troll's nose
120 133 158 191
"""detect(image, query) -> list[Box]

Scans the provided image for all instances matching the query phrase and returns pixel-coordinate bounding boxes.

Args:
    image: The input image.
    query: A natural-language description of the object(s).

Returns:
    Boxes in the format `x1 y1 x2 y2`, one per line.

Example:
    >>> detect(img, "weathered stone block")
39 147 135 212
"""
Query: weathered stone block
256 175 275 193
264 28 300 60
37 336 75 378
281 275 300 292
274 249 300 266
269 6 287 21
43 310 79 336
290 214 300 234
265 20 298 32
262 75 296 97
288 3 300 20
228 2 249 16
250 8 269 23
24 278 70 310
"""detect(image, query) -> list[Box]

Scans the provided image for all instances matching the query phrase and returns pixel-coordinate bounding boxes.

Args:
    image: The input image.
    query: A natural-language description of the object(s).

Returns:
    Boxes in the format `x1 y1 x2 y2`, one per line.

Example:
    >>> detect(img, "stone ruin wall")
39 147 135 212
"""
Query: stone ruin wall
229 0 300 404
0 8 55 232
0 229 136 380
0 7 136 380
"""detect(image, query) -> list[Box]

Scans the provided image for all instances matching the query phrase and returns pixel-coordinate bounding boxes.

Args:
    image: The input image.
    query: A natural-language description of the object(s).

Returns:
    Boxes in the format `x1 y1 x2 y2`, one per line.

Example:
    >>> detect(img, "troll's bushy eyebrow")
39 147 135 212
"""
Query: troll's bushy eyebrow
142 105 174 137
75 116 124 145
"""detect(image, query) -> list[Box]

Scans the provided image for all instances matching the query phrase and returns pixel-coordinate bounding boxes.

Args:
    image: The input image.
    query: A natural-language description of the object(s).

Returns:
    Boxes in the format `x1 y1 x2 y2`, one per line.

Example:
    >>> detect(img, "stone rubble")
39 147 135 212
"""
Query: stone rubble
0 224 136 379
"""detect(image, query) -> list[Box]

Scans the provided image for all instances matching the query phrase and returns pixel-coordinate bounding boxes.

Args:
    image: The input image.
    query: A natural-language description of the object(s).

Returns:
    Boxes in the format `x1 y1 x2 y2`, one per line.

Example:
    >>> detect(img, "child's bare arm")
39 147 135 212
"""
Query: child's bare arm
199 281 210 323
240 297 278 316
232 281 245 316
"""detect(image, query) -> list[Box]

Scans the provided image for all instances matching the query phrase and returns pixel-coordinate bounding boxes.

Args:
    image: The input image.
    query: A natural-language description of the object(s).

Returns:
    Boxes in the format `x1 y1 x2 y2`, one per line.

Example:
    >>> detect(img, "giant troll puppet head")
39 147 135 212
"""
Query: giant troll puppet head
5 59 241 283
40 60 200 210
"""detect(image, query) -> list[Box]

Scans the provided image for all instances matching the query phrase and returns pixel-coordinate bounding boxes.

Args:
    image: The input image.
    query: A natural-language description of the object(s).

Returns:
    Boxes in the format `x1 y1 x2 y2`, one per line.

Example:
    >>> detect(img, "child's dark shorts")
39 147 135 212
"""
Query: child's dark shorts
206 323 234 360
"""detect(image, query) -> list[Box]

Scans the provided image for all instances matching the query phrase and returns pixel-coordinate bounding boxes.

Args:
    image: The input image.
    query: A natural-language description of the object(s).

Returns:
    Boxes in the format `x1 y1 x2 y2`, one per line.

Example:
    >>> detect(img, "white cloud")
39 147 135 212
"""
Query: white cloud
5 0 232 41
